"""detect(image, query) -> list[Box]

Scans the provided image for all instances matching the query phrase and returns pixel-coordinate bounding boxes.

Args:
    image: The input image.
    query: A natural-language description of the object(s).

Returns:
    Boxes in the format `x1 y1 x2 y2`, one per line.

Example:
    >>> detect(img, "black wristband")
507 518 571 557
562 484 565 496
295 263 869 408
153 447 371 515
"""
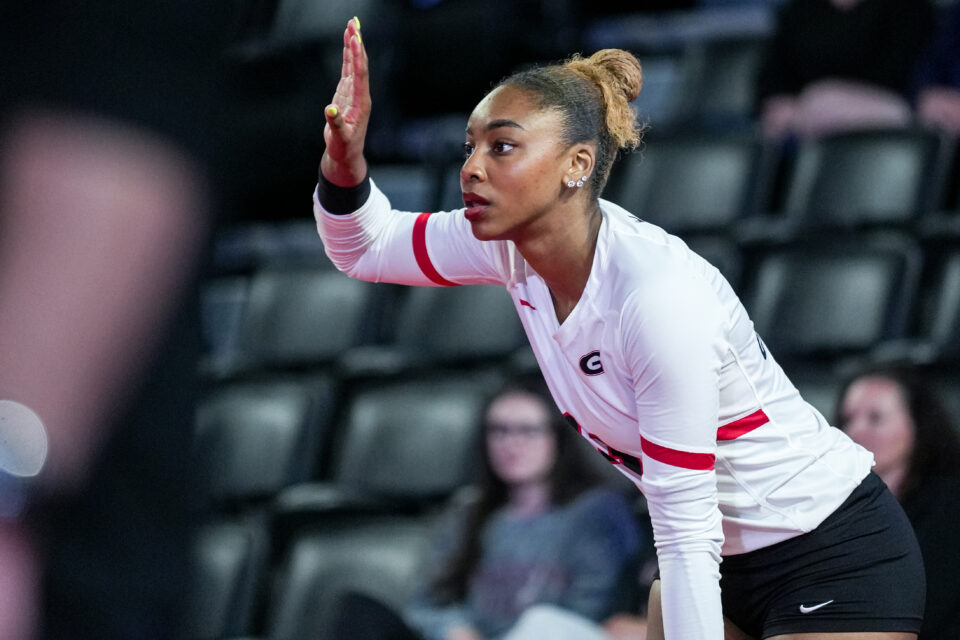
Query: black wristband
317 172 371 215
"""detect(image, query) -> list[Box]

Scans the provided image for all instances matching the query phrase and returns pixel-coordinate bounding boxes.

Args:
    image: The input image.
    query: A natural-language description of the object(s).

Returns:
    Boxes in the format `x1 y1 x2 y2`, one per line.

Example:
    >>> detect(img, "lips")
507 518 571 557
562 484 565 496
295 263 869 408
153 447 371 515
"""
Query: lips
462 192 490 220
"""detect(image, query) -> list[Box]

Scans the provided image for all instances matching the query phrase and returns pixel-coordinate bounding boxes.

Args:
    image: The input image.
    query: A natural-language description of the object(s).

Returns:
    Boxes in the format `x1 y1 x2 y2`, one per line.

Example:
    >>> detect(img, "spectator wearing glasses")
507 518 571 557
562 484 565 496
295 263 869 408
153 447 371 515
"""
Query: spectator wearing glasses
330 376 644 640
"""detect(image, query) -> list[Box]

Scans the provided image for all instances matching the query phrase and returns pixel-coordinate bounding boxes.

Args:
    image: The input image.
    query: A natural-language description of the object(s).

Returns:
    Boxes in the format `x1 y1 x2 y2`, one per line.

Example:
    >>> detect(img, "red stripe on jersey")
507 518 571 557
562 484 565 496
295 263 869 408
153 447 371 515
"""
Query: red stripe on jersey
716 409 769 441
641 436 715 471
412 212 458 286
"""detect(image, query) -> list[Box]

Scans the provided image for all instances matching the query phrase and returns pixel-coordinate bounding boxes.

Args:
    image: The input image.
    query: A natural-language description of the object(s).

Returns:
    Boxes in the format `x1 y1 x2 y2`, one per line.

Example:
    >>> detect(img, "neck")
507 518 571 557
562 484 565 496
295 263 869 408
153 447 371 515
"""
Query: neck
515 199 603 323
507 480 552 518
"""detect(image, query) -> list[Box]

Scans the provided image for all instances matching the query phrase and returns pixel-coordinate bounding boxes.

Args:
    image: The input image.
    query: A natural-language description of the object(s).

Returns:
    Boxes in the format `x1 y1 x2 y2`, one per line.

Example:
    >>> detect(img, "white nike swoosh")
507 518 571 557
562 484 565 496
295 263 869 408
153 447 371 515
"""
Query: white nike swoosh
799 600 834 614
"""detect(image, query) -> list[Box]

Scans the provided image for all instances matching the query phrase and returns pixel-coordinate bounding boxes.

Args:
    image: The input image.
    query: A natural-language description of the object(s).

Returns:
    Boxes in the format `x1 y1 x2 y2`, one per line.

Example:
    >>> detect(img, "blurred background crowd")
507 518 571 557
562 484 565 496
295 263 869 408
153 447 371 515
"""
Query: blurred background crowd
2 0 960 638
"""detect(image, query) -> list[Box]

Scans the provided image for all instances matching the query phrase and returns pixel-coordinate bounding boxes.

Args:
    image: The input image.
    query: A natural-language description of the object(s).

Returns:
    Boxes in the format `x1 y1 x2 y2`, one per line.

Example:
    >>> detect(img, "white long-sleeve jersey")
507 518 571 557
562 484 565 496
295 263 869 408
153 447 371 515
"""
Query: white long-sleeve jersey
314 181 874 640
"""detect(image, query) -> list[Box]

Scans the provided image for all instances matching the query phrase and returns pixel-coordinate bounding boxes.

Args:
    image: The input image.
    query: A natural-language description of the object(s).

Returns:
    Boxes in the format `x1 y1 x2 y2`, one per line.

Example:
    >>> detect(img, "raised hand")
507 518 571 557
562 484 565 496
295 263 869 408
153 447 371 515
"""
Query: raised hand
320 17 369 187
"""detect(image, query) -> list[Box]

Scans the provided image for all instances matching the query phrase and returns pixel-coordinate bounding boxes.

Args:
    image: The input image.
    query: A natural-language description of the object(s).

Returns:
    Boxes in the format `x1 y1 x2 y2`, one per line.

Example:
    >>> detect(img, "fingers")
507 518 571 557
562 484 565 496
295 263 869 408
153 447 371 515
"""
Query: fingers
328 17 364 132
324 104 344 129
347 21 370 123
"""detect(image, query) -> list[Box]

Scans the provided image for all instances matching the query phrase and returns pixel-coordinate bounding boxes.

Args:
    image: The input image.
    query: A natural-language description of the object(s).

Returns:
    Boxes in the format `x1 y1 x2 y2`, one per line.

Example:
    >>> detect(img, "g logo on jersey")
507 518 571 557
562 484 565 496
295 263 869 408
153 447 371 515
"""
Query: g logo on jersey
579 350 604 376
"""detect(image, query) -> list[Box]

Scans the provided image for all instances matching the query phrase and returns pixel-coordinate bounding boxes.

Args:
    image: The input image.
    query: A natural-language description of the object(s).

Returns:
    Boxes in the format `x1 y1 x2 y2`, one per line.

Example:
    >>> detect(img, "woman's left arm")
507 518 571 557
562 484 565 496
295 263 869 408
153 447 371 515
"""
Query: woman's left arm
620 275 727 640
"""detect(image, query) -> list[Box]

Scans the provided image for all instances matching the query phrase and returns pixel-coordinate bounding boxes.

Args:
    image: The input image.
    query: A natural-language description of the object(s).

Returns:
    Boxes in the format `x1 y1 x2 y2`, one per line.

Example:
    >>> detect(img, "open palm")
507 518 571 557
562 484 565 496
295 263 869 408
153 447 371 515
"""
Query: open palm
321 18 370 186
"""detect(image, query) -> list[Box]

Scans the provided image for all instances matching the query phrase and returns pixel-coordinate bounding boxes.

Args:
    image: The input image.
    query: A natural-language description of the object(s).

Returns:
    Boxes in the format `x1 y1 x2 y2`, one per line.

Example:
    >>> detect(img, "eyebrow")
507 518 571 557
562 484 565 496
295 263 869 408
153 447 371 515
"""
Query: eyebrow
465 119 526 135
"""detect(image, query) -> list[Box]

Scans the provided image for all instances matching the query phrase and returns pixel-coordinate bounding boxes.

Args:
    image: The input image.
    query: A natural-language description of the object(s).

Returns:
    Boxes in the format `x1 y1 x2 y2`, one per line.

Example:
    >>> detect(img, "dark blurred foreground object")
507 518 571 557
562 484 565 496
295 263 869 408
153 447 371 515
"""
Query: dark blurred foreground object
0 1 227 638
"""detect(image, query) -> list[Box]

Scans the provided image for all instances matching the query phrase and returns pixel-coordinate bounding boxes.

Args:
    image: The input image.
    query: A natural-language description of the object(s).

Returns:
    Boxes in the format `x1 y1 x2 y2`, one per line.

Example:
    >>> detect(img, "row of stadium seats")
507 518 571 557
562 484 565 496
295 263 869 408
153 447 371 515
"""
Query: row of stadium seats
187 371 498 639
191 511 435 640
189 368 638 639
202 236 960 380
357 127 960 235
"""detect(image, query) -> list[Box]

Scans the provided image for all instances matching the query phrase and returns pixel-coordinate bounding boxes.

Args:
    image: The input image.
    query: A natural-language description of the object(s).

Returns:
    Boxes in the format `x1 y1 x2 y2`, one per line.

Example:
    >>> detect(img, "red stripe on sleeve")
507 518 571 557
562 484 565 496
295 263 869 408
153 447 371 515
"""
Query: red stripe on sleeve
716 409 769 441
641 436 715 471
413 212 459 287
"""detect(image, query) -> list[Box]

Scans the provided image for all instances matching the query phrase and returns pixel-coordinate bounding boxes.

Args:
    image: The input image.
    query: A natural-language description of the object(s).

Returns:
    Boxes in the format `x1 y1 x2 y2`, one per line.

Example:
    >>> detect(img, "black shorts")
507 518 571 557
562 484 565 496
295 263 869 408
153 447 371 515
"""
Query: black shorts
720 472 925 638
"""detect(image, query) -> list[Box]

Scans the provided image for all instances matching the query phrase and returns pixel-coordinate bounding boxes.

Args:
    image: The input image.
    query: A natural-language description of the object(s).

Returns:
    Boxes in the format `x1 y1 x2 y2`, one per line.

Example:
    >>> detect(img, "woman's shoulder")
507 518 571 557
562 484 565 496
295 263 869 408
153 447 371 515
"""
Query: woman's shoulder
599 200 718 286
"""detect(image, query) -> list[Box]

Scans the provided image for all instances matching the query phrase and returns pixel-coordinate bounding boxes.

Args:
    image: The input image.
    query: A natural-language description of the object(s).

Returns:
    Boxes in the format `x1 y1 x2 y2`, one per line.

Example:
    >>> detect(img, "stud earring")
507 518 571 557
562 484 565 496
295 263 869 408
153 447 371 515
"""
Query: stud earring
576 175 588 188
567 180 576 188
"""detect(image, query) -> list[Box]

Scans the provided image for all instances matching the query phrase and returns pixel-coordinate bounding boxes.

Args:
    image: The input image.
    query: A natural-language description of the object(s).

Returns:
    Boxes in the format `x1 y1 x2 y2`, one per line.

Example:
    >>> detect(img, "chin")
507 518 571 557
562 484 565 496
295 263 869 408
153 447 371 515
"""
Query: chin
468 221 499 242
471 221 519 243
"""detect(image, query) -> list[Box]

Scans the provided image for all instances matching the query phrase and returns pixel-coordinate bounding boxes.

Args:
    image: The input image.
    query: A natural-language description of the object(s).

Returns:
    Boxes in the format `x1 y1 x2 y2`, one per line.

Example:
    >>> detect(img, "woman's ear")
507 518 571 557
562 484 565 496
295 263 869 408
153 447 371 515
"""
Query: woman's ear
564 144 596 188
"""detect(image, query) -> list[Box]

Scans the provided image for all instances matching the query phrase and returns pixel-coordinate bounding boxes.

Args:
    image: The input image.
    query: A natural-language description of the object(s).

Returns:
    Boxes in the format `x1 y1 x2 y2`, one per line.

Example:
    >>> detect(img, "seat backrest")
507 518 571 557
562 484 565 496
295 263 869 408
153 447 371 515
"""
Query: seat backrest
438 161 464 212
186 521 268 639
211 220 335 275
744 235 922 359
630 54 686 129
684 235 743 292
784 128 946 228
200 275 250 359
919 251 960 353
928 369 960 432
676 36 767 127
270 0 378 44
236 266 385 370
392 285 526 364
606 133 766 234
195 377 334 505
266 516 432 640
369 164 440 213
330 375 497 502
784 364 843 422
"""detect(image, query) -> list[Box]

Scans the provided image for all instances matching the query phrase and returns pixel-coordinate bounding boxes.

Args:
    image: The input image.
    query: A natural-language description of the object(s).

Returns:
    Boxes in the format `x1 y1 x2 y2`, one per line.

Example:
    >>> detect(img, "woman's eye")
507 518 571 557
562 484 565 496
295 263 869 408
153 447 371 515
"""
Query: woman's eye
493 141 515 153
462 143 475 158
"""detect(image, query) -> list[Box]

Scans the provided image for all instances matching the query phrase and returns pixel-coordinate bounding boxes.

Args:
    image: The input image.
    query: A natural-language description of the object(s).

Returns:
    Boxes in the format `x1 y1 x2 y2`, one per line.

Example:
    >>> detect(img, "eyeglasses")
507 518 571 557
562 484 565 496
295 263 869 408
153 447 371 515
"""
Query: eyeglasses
485 422 551 440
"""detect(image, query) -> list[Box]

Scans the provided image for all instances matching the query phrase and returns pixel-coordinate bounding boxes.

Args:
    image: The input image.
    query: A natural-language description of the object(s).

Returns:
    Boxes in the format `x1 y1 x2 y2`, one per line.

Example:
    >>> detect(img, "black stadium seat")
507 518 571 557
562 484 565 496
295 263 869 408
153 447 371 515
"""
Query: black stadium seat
605 132 769 236
782 128 949 231
194 377 336 511
919 252 960 359
871 250 960 367
264 516 432 640
344 284 527 377
186 520 268 639
224 266 393 375
273 373 500 522
685 236 744 293
743 234 923 363
369 164 441 213
674 36 768 130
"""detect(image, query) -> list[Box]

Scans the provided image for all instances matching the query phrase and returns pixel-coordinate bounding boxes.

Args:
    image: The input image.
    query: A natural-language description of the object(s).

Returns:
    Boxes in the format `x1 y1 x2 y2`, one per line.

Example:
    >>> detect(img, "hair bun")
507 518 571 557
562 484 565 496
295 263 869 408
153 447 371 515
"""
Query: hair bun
584 49 643 103
565 49 643 151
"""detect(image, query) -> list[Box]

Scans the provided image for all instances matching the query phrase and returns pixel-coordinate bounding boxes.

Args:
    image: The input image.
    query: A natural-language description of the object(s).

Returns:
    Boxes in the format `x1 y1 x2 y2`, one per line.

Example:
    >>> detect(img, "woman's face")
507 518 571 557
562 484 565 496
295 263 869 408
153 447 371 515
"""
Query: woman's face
840 376 916 475
461 85 581 242
485 391 557 488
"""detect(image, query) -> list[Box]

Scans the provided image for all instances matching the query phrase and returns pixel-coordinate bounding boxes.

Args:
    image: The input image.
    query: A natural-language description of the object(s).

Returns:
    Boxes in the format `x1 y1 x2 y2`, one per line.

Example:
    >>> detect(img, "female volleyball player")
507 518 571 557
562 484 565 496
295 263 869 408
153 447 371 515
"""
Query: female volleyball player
314 18 925 640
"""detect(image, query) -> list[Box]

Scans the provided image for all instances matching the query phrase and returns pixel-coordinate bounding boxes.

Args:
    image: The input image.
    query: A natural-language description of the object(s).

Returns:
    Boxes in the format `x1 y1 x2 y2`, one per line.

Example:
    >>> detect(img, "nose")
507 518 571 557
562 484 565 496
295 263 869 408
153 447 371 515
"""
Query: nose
461 151 485 188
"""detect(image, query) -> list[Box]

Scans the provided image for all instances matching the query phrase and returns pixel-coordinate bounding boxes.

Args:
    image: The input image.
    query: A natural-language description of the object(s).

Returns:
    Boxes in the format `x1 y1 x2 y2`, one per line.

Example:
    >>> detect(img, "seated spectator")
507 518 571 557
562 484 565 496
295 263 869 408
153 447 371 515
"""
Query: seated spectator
328 376 645 640
836 366 960 640
757 0 935 139
913 2 960 136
